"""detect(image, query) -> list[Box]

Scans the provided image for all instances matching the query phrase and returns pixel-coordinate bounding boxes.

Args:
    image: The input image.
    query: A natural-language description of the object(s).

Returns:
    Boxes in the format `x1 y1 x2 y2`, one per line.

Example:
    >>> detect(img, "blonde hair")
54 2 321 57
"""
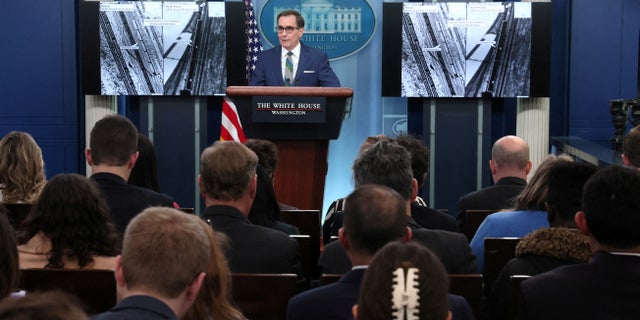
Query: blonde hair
512 154 574 211
0 131 46 203
183 219 245 320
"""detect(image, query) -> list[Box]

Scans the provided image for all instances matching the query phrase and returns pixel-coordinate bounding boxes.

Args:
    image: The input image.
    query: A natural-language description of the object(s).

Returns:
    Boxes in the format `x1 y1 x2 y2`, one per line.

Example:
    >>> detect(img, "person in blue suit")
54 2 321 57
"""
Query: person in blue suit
249 10 340 87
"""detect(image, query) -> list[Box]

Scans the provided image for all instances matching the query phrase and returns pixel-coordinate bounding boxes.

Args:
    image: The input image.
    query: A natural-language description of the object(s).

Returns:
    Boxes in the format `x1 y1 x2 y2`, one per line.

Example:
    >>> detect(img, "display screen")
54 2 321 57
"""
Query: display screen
98 1 226 96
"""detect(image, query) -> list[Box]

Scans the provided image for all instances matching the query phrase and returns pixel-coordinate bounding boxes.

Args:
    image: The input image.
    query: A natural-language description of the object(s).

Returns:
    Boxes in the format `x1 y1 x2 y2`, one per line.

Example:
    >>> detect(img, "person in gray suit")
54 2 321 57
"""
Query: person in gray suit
319 140 476 275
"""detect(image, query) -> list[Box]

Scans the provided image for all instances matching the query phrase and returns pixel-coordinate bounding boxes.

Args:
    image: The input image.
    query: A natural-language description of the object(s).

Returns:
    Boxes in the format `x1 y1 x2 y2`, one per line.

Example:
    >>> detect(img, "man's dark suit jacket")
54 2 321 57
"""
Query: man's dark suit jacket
519 251 640 319
201 205 302 276
411 202 460 233
456 176 526 230
91 172 174 233
249 43 340 87
318 217 477 275
286 268 474 320
92 295 177 320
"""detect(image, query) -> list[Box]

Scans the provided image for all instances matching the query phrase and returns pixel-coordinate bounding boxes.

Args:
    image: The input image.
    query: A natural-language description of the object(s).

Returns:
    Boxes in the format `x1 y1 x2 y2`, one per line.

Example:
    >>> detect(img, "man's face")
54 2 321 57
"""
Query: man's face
277 15 303 51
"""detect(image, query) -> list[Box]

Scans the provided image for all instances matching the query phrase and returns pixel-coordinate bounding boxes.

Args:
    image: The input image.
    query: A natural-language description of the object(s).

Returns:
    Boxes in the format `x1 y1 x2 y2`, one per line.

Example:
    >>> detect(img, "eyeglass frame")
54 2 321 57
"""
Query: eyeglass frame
276 26 300 34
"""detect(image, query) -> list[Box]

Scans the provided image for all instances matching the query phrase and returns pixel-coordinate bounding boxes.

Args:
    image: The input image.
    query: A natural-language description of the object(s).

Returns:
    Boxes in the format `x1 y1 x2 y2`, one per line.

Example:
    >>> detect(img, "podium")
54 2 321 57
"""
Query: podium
226 86 353 210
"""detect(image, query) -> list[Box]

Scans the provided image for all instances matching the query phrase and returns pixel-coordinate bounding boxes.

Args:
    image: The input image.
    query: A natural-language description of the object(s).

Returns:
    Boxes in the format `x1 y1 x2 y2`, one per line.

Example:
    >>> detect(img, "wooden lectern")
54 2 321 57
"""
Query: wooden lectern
226 86 353 210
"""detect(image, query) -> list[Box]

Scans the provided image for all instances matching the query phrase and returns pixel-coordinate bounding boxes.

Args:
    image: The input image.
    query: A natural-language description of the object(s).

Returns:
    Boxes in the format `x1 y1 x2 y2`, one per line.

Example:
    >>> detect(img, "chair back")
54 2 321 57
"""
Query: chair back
319 273 341 286
289 235 311 278
463 209 496 241
449 274 483 320
1 202 33 229
231 273 298 320
508 275 530 320
176 207 194 214
280 210 321 277
484 237 521 295
18 268 116 315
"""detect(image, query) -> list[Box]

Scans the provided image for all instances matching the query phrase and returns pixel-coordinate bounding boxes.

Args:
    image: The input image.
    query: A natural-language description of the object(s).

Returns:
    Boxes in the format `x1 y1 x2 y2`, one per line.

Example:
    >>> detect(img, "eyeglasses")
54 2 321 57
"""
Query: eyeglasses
276 26 298 34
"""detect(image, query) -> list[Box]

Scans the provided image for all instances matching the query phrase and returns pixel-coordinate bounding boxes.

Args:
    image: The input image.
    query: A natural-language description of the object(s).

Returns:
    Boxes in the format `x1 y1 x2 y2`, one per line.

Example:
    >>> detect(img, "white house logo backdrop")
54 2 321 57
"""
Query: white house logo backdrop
259 0 376 60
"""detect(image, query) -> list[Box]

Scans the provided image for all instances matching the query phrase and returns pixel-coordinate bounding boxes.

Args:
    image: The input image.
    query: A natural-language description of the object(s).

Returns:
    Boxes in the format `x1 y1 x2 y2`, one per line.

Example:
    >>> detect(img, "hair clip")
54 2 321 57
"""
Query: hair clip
391 267 420 320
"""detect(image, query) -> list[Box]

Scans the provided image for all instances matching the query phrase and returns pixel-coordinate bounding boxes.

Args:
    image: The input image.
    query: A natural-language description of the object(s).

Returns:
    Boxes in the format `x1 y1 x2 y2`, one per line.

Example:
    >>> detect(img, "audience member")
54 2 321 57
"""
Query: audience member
183 218 245 320
489 161 596 320
288 185 472 320
128 134 160 192
86 115 173 233
354 242 452 320
519 165 640 319
396 134 458 232
622 125 640 169
319 140 476 275
457 135 532 231
17 174 120 269
244 138 297 210
248 165 299 235
323 134 390 244
94 207 210 320
0 131 46 203
469 154 573 273
0 291 87 320
0 210 19 298
198 141 302 276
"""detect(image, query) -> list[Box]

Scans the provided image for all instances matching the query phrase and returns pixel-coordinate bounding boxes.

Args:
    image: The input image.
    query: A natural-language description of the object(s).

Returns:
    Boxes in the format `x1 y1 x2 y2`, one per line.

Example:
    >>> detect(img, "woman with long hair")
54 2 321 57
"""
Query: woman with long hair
17 174 120 269
0 131 46 203
183 218 245 320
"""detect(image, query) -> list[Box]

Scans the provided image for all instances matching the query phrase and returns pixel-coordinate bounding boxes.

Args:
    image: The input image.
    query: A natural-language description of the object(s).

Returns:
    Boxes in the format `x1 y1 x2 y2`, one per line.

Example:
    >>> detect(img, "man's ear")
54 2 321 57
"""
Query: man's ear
115 255 127 288
197 175 205 198
352 304 358 320
525 160 533 175
622 154 631 166
403 227 413 243
338 227 349 252
248 174 257 200
85 149 93 166
575 211 591 236
410 178 419 202
128 151 139 169
185 272 206 302
489 159 497 175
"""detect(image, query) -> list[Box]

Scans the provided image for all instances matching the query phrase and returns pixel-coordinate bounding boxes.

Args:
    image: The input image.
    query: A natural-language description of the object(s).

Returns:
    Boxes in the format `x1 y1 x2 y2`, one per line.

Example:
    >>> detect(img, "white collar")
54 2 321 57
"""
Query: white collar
282 43 301 58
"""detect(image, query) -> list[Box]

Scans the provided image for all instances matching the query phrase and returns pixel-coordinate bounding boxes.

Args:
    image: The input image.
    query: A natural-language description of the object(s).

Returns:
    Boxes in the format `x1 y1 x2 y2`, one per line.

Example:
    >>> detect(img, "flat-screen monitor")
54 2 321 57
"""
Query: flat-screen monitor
80 1 246 96
382 2 551 98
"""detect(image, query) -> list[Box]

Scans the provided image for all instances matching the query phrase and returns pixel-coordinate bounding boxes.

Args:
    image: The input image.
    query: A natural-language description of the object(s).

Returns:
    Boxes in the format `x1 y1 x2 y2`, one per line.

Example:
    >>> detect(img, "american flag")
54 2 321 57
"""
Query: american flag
220 96 247 142
245 0 263 82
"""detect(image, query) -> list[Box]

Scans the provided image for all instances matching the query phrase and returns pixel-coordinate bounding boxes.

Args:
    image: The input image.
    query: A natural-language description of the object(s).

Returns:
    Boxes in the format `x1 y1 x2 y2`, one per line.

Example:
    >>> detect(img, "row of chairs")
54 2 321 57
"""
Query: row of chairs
21 269 526 320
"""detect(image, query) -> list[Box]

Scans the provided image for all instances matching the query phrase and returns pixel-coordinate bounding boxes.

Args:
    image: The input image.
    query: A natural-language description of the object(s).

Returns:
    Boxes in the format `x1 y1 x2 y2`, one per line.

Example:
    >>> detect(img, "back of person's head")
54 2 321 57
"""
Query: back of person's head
513 154 574 211
200 141 258 201
248 165 281 227
358 134 390 154
353 140 413 200
19 174 120 268
128 134 160 192
0 210 19 298
244 139 278 179
121 207 210 298
395 134 430 187
0 291 87 320
581 165 640 249
356 242 449 320
491 135 530 170
546 161 598 226
0 131 46 203
89 115 138 166
183 219 243 320
343 185 408 256
622 125 640 168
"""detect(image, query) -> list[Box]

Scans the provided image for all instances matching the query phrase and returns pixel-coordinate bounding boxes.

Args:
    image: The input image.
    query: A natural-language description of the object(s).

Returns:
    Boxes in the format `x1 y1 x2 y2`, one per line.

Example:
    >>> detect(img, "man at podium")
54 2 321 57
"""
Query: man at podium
249 10 340 87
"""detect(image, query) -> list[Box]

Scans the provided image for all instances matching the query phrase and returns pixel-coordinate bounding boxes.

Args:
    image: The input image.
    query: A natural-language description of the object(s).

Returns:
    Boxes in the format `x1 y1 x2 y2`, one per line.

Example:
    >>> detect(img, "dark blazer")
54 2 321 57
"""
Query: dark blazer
456 176 527 230
519 251 640 320
250 43 341 87
92 295 177 320
91 172 174 234
201 205 302 277
287 268 474 320
411 202 460 233
318 217 477 275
